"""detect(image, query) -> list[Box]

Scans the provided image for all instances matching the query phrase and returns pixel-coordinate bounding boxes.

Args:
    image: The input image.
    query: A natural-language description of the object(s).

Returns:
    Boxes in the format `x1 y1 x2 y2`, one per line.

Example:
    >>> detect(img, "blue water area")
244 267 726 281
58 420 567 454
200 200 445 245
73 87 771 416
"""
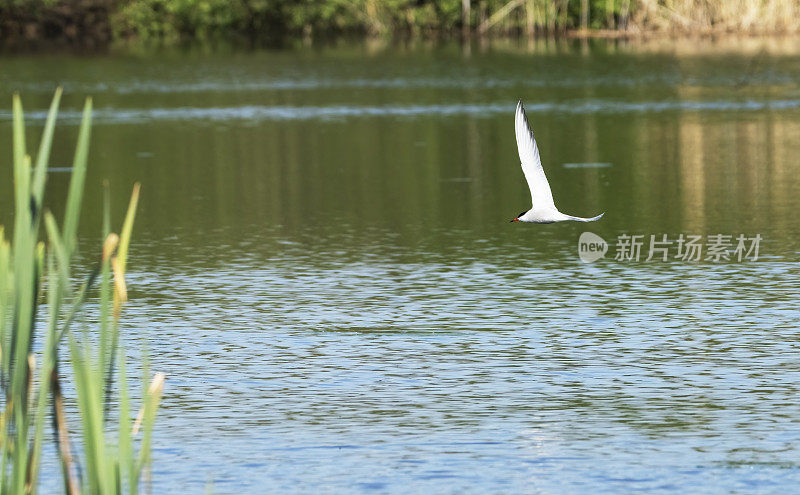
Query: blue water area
1 38 799 493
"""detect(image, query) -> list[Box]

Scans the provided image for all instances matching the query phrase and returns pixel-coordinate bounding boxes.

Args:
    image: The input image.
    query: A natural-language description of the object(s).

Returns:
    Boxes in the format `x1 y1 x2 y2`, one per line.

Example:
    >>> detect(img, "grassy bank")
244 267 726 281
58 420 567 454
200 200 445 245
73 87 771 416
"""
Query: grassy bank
0 0 799 47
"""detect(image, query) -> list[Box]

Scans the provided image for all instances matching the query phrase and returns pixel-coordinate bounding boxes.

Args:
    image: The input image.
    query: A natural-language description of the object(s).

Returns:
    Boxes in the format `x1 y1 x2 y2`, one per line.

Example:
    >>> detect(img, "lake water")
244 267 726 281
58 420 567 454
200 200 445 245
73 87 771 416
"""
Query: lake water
1 38 800 493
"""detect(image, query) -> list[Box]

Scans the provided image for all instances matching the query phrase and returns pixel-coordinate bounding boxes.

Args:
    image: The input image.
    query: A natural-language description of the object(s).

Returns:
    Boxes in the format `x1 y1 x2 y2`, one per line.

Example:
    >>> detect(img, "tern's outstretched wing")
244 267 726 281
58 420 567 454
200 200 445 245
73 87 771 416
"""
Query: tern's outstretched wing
515 100 555 209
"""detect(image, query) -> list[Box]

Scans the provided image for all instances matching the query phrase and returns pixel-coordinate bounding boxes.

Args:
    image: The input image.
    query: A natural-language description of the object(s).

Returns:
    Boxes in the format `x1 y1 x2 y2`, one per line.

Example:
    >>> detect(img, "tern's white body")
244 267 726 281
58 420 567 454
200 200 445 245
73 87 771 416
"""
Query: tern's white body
512 100 604 224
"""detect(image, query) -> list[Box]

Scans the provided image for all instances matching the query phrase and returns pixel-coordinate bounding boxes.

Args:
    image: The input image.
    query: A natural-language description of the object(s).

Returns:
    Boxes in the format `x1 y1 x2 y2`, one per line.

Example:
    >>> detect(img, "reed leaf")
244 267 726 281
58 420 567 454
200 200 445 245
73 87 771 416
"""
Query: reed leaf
27 251 59 495
118 351 132 495
117 183 140 277
99 233 114 400
51 372 80 495
2 91 164 495
10 158 34 495
63 97 92 255
43 213 71 291
135 373 165 490
0 228 10 385
31 87 63 224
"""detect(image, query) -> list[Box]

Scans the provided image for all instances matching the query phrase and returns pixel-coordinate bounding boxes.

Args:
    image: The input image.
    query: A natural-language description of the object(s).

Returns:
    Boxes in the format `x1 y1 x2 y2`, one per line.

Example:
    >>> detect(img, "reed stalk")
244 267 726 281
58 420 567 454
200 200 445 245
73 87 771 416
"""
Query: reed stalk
0 90 165 494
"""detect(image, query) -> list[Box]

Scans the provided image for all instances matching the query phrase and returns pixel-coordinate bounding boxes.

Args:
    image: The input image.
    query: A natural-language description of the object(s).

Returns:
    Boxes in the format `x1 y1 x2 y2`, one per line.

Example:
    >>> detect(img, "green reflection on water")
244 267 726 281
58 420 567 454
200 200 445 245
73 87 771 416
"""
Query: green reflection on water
0 39 798 266
3 39 800 493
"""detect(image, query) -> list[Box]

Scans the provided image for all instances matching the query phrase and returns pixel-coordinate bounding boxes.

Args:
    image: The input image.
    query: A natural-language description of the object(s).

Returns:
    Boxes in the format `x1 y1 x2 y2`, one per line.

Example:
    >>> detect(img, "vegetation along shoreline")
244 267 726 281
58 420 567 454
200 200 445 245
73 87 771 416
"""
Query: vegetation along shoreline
0 0 799 49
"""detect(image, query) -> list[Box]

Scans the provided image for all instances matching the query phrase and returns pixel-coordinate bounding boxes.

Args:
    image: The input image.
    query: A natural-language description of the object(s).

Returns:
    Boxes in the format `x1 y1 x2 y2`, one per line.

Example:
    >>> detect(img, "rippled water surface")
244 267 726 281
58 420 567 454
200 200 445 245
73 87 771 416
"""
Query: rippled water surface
1 39 800 493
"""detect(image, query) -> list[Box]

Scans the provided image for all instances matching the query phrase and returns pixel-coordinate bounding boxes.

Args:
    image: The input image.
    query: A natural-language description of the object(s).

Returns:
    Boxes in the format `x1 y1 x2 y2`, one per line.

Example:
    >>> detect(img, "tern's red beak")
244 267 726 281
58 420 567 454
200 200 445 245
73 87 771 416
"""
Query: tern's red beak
510 218 520 222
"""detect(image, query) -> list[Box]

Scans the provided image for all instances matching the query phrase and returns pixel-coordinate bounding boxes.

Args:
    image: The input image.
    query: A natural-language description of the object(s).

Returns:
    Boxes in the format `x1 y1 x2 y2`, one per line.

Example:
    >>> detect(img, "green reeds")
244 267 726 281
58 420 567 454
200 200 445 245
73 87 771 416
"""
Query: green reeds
632 0 800 34
0 90 165 494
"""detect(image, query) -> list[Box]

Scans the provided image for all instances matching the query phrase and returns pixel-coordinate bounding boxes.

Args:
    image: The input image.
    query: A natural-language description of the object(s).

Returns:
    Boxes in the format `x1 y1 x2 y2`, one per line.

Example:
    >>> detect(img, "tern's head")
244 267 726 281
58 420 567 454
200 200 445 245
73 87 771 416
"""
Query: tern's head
510 210 526 222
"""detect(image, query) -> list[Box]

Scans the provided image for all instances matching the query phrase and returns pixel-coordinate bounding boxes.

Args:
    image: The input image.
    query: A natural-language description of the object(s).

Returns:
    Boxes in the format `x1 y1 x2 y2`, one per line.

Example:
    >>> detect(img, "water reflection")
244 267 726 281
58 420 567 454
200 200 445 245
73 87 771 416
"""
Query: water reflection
1 40 800 493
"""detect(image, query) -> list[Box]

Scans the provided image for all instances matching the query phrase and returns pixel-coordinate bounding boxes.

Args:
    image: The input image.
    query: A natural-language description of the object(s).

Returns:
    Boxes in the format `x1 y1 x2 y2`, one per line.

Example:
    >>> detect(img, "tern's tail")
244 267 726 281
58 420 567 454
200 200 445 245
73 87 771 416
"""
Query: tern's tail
567 212 604 222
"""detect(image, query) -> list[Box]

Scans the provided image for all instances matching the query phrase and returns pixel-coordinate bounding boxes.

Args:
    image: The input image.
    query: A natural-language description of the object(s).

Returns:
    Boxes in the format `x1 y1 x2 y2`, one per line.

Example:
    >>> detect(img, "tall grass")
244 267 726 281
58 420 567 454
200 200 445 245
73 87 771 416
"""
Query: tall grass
474 0 800 35
0 90 165 494
108 0 800 40
4 0 800 45
631 0 800 34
